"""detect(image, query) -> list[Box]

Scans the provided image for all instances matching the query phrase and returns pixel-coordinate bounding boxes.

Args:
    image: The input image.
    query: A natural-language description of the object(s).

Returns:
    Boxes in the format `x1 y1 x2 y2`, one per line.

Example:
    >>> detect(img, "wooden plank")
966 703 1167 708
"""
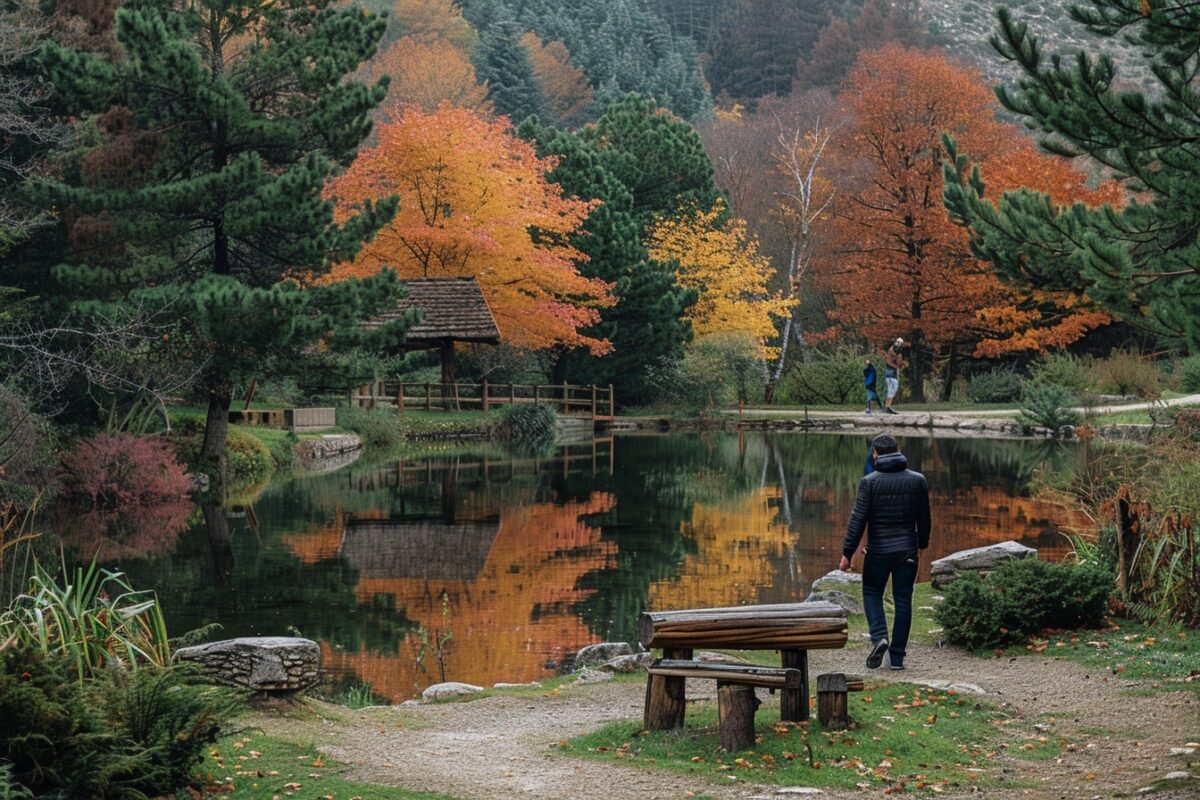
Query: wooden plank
647 662 803 689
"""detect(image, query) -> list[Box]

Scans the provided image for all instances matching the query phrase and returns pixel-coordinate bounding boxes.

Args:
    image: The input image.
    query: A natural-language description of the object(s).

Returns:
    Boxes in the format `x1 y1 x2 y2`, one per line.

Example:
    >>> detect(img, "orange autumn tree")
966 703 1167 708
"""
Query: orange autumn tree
820 46 1122 399
520 32 593 127
370 35 492 113
646 203 795 356
325 103 613 354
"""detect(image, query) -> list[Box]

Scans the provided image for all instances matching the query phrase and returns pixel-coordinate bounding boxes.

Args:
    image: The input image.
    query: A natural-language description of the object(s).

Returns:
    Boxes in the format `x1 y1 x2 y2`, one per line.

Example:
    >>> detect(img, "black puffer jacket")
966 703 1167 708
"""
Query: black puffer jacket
842 452 931 558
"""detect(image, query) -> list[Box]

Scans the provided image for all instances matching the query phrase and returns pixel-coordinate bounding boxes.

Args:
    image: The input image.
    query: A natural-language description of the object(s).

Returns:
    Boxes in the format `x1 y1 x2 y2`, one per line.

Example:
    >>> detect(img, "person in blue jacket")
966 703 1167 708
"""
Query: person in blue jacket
863 358 880 415
839 433 931 671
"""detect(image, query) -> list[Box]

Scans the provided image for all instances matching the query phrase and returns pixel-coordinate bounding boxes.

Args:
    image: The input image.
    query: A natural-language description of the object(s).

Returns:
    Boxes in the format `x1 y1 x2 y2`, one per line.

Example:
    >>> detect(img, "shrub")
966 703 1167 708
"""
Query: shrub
776 346 865 406
0 648 238 799
224 429 274 488
935 559 1112 650
1019 382 1080 432
495 403 556 452
650 332 764 410
338 404 406 449
1092 349 1163 398
61 433 191 509
967 366 1023 403
1173 354 1200 393
1029 352 1093 394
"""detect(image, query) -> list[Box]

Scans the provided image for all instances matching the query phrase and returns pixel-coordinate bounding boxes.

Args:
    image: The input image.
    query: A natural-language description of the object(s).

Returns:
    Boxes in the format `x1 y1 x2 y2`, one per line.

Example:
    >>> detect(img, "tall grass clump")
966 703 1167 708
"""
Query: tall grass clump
1092 349 1164 398
495 403 557 453
1019 381 1080 433
0 560 171 681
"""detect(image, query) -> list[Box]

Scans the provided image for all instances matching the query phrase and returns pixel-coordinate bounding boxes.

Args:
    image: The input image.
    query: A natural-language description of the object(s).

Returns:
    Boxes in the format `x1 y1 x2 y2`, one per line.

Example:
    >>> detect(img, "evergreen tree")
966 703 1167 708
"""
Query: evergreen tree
707 0 832 101
943 4 1200 348
33 0 408 479
472 13 546 121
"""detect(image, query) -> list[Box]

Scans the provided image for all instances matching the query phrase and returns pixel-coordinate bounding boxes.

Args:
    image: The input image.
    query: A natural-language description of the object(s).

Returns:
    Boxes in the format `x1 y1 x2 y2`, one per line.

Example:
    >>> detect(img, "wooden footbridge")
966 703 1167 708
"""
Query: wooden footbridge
351 380 615 420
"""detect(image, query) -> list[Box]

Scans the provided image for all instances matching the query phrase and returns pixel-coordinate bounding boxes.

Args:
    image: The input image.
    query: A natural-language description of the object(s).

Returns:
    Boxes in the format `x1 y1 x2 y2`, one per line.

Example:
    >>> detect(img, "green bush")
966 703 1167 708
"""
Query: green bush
650 332 764 410
776 346 865 406
224 429 273 487
495 403 556 452
0 648 238 799
1092 350 1163 398
337 404 406 448
935 559 1112 650
967 366 1023 403
1019 382 1080 432
1173 354 1200 393
1029 352 1093 394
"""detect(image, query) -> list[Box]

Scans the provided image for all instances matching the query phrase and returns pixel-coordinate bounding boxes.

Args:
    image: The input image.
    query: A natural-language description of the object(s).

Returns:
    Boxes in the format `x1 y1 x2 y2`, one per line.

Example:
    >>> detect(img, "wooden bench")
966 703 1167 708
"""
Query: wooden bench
638 602 849 746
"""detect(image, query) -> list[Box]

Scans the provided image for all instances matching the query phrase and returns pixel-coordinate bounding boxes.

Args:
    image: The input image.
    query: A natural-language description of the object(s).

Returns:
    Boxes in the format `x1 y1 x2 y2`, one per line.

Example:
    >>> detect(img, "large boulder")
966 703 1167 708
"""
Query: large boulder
422 682 483 701
601 653 653 674
174 636 320 694
575 642 632 667
810 569 862 593
804 589 863 615
930 541 1037 589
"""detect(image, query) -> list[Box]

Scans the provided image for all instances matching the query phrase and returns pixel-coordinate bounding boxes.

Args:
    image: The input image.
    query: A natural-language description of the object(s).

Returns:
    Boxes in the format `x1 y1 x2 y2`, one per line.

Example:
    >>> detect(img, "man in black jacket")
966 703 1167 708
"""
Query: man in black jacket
838 433 931 670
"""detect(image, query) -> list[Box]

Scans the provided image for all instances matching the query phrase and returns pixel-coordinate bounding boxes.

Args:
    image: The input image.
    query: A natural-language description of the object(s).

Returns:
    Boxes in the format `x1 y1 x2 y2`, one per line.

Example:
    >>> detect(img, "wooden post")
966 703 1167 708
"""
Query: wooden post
717 683 760 751
644 647 691 731
562 381 569 414
534 385 541 405
608 384 615 418
510 383 516 406
425 383 431 411
780 649 809 722
396 382 404 412
817 672 850 729
591 384 598 418
482 380 489 412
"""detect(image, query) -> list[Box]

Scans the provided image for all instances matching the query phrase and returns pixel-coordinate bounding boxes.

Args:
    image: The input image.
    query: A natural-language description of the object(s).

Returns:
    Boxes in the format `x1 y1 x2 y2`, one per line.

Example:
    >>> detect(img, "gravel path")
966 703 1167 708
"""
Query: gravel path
259 638 1199 800
731 393 1200 421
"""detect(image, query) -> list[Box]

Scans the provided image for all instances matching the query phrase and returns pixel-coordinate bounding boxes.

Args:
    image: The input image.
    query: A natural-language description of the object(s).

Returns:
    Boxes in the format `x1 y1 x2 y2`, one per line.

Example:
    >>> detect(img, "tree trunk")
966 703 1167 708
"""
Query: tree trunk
780 648 809 722
941 344 958 403
200 387 231 488
717 684 759 751
907 330 926 403
202 503 233 590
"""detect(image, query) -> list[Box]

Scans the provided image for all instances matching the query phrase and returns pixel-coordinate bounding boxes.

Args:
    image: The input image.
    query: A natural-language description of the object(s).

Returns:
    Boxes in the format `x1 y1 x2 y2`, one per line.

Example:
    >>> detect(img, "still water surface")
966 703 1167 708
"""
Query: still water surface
96 432 1083 702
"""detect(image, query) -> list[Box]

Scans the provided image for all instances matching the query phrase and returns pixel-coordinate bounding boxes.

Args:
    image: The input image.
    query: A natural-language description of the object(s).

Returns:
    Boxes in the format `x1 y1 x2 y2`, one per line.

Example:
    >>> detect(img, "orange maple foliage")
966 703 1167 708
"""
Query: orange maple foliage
520 32 594 127
819 46 1123 372
386 0 478 52
324 104 613 354
646 203 795 355
368 35 492 113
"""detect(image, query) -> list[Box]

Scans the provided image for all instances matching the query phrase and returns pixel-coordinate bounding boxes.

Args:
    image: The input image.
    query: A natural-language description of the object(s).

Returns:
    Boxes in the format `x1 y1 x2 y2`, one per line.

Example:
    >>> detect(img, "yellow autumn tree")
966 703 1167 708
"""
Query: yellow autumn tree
646 204 795 355
371 35 492 113
520 32 593 127
387 0 477 52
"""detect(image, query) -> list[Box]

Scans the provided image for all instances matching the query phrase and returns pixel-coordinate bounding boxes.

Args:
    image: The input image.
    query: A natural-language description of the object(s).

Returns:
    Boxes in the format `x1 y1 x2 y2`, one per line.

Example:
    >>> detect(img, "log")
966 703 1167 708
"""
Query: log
780 649 808 723
639 603 848 650
717 683 759 751
816 672 862 729
648 660 802 689
644 646 690 731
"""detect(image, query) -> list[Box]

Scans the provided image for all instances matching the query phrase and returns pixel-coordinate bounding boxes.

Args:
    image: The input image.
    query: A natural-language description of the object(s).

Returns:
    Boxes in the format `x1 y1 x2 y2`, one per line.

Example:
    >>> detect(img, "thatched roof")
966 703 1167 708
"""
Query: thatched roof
367 276 500 347
339 518 500 581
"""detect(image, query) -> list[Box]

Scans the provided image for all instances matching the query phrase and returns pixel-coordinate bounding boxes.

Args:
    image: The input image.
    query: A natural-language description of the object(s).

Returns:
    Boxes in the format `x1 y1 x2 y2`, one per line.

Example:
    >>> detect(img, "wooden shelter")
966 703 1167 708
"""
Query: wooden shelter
367 276 501 383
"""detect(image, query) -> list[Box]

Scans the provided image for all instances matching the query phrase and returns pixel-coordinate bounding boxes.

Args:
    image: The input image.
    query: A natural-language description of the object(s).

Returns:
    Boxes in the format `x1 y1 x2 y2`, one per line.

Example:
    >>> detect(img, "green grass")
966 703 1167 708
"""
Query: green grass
1012 621 1200 696
1085 403 1200 426
198 733 458 799
563 682 1059 793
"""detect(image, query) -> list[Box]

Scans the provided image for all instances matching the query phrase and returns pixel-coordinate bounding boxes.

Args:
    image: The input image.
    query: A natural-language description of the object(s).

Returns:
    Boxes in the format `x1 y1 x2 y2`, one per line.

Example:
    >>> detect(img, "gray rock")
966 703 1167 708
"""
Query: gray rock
422 681 484 700
1163 771 1192 780
1057 425 1077 440
913 679 986 696
930 541 1037 589
1169 747 1196 756
601 653 653 673
492 681 540 689
811 569 862 593
174 636 320 694
575 641 632 667
572 668 614 684
804 590 863 615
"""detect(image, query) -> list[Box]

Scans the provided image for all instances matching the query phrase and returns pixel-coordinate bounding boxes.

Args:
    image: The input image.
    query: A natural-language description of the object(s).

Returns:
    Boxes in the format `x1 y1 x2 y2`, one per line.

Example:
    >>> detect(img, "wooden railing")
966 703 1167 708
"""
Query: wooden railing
350 381 615 420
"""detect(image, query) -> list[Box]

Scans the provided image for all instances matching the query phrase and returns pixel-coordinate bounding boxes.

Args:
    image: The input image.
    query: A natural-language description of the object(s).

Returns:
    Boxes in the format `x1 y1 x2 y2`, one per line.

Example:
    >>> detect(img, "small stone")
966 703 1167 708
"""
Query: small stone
777 789 823 795
601 653 653 673
914 679 986 696
421 682 484 700
572 668 614 684
1169 747 1196 756
1164 771 1192 780
492 682 541 689
574 642 633 667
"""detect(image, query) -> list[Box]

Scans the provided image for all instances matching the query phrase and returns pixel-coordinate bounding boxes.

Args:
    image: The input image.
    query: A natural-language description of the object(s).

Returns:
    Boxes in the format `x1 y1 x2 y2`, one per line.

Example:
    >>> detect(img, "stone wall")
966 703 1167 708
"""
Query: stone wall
175 637 320 694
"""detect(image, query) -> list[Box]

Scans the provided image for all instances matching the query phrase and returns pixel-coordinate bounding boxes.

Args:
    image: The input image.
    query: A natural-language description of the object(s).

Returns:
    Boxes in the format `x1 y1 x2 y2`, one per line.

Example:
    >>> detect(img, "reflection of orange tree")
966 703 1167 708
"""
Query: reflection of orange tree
315 492 616 701
647 487 798 611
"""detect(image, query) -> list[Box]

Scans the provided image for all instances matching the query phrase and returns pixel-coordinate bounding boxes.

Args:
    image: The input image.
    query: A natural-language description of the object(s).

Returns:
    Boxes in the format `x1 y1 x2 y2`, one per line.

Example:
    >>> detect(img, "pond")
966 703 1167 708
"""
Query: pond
81 431 1087 703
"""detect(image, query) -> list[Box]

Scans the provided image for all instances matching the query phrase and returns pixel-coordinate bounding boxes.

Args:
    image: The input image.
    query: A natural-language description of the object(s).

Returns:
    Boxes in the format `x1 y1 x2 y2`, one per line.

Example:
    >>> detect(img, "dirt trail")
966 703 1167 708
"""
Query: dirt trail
261 638 1199 800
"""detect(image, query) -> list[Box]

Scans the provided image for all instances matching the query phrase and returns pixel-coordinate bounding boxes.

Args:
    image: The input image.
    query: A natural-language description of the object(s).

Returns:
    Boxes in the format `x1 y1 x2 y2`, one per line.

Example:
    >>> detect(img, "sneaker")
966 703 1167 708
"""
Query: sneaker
864 409 873 415
888 663 905 671
866 639 889 670
885 407 898 415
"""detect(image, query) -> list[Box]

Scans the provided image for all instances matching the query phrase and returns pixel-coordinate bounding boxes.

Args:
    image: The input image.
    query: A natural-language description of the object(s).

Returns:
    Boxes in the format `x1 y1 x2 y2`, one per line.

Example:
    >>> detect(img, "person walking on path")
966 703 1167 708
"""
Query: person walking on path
839 433 931 671
884 338 904 414
863 358 880 415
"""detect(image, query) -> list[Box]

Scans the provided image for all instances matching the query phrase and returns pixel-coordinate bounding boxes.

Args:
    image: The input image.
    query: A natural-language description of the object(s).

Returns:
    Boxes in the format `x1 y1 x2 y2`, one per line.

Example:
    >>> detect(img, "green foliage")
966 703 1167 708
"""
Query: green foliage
935 559 1112 650
776 347 864 406
942 4 1200 350
967 366 1023 403
0 560 172 681
1019 381 1080 432
1173 354 1200 393
1028 352 1092 394
649 332 762 411
0 648 239 799
338 405 407 449
1091 350 1163 398
224 430 275 489
494 403 557 452
706 0 831 100
0 385 57 509
341 682 385 710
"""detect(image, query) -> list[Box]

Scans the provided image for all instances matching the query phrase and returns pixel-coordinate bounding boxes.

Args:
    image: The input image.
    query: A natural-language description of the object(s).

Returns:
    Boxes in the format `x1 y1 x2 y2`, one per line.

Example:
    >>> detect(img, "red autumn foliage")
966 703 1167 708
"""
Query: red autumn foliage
61 433 192 509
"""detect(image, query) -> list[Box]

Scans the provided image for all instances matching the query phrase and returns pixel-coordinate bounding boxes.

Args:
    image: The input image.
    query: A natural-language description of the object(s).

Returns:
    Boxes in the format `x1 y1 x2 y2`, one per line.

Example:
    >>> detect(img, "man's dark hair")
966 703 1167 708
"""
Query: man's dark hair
871 433 898 455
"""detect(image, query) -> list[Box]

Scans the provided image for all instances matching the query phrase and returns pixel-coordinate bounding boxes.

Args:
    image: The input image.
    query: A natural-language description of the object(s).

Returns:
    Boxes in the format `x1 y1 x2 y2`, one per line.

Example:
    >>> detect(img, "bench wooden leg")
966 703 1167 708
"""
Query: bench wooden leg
780 649 809 722
644 646 691 730
717 682 759 751
817 672 850 729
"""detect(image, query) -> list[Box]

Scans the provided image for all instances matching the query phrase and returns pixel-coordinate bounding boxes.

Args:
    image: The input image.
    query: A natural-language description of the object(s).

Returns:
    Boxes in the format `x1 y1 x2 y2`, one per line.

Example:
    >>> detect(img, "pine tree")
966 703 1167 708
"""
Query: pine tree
472 12 545 121
943 4 1200 348
707 0 832 101
33 0 408 480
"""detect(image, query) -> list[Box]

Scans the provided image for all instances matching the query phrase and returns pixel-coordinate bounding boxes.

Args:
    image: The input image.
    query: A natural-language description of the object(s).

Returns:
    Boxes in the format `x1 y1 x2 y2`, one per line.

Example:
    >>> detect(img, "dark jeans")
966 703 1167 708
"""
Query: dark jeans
862 549 918 667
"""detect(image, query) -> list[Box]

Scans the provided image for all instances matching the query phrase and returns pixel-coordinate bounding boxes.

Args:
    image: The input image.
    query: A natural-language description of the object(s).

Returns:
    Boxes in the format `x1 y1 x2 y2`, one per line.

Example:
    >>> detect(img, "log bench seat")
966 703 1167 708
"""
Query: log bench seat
639 601 849 747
